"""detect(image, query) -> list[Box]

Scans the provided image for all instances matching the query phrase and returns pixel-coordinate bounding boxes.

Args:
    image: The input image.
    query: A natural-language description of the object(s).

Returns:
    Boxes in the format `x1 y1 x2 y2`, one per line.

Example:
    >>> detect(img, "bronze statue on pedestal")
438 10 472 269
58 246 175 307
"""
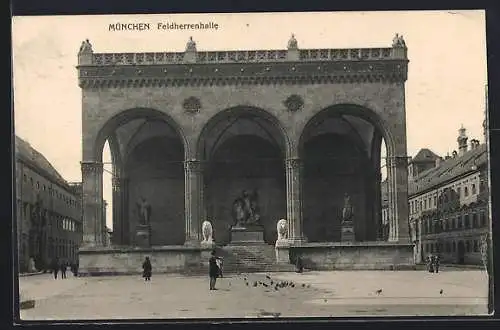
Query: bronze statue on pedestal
232 190 261 227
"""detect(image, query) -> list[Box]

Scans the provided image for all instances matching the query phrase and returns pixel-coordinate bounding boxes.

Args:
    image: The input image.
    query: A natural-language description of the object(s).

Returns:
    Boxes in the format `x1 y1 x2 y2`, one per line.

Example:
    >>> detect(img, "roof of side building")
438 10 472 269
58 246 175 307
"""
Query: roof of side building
408 143 488 196
410 148 440 163
15 135 69 187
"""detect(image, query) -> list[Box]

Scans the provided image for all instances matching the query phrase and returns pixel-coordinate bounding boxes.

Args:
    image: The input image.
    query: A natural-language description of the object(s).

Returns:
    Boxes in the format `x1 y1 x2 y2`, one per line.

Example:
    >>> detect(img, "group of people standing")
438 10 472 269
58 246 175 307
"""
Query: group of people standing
141 250 224 290
51 257 78 279
426 254 440 273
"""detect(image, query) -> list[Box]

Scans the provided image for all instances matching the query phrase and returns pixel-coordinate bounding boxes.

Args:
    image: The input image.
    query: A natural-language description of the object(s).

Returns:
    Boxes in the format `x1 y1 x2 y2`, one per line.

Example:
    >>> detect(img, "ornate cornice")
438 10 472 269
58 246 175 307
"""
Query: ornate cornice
78 60 408 88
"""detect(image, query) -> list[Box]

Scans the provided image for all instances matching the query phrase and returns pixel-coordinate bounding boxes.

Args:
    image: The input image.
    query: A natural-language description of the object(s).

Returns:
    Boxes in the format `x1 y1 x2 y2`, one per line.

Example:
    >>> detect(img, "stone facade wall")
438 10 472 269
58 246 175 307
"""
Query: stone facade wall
82 82 405 162
81 67 408 247
290 243 415 270
16 160 83 272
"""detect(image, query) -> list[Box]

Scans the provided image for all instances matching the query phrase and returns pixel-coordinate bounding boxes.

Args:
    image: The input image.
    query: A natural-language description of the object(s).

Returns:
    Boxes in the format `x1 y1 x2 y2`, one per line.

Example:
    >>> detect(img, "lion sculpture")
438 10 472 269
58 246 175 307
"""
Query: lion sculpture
277 219 288 241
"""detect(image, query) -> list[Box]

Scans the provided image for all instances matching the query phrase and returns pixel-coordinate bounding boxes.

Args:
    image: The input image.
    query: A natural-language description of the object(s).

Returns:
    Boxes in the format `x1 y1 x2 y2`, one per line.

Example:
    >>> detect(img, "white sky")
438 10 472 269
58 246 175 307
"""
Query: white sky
12 11 488 229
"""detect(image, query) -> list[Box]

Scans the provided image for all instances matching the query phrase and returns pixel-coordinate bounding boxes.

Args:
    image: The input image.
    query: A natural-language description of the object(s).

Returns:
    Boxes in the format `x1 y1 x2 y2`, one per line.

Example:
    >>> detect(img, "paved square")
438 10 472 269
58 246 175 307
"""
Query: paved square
19 269 489 320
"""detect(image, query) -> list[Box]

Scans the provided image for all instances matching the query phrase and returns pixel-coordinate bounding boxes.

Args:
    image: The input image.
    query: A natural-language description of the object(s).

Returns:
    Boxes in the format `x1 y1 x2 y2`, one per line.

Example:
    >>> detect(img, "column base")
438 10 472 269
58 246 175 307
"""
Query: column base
288 236 308 246
184 239 201 248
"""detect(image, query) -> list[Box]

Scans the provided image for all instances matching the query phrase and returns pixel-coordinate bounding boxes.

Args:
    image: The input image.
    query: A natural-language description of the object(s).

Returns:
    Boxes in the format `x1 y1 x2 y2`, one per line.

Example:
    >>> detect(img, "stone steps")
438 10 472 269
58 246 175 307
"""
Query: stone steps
214 244 294 274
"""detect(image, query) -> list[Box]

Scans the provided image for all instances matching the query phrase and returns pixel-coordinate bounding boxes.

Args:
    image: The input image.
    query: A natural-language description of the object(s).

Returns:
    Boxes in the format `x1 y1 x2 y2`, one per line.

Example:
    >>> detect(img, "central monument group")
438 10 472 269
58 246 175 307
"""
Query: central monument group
77 34 414 275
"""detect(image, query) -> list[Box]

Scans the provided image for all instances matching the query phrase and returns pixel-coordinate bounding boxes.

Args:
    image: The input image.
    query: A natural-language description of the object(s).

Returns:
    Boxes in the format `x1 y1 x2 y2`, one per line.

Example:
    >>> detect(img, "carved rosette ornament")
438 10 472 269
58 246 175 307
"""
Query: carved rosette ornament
183 96 202 114
283 94 304 112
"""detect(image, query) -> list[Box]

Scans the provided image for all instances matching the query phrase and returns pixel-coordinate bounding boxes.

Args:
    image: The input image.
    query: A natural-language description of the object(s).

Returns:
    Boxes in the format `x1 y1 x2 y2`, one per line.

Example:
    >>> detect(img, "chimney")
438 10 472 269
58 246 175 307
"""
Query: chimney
457 125 468 156
444 152 451 160
435 157 442 167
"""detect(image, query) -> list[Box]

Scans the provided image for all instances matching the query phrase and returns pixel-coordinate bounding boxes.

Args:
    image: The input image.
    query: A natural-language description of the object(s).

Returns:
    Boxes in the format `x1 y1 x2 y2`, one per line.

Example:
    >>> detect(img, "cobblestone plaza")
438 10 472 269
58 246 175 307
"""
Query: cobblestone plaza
19 269 488 320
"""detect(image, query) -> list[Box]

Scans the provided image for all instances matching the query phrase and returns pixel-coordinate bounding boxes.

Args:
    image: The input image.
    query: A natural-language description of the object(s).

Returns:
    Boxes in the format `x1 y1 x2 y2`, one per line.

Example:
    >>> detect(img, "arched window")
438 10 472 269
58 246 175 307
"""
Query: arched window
464 186 469 197
472 184 477 195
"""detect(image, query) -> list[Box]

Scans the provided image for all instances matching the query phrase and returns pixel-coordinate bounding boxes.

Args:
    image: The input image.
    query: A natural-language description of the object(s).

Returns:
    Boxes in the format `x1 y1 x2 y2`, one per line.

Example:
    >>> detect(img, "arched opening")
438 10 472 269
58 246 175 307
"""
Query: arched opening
93 108 186 246
102 140 113 244
299 104 391 243
198 107 288 245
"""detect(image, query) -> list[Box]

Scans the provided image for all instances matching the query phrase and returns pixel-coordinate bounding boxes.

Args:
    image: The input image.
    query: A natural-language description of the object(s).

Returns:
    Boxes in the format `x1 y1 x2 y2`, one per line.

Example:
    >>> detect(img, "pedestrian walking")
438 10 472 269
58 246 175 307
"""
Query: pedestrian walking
52 257 59 280
216 257 224 278
433 254 440 273
142 256 152 281
60 260 67 279
295 256 304 273
209 250 222 290
427 255 435 273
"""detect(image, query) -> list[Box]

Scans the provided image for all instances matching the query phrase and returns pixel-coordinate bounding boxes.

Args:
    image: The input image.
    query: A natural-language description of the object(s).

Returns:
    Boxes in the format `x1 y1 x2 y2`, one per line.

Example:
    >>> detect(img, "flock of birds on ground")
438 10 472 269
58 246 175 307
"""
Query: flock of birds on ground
227 274 445 298
229 274 312 292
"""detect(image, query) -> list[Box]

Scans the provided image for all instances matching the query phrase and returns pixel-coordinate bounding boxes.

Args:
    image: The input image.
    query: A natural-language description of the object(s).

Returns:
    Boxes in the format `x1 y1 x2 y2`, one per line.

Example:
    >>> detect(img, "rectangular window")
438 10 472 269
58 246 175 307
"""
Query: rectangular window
457 186 461 197
464 186 469 197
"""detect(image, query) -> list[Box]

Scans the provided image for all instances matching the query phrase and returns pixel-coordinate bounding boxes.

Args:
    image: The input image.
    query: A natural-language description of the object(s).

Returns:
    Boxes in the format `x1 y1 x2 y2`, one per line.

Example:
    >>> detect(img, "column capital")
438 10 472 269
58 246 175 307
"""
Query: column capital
285 157 303 170
183 159 204 173
111 177 121 190
81 161 103 175
387 155 410 167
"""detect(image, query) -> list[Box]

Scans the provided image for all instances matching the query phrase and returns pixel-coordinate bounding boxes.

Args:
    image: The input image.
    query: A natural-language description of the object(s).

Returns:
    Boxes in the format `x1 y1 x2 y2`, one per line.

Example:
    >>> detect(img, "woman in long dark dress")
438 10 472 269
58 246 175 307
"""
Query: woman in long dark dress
142 256 152 281
209 250 220 290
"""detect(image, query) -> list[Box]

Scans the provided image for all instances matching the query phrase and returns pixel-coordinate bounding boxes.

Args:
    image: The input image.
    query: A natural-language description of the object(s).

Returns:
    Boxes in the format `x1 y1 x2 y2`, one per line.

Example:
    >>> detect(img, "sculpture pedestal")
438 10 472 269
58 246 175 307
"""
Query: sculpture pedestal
135 224 151 248
341 221 355 243
230 225 265 244
275 239 291 264
200 240 216 249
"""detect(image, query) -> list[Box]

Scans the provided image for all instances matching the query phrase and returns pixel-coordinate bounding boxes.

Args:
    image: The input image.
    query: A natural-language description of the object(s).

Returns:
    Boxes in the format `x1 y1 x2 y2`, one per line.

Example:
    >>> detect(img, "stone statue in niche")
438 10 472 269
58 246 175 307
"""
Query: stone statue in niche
79 39 93 54
28 257 37 273
341 193 354 223
136 197 152 225
186 36 197 52
392 33 406 48
202 220 214 243
276 219 288 241
287 34 298 49
232 190 261 227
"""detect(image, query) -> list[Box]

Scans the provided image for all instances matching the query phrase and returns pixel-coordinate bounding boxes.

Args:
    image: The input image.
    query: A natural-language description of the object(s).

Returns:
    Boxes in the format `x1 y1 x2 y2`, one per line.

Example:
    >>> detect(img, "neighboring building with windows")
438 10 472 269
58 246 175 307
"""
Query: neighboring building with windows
15 136 83 272
408 126 489 265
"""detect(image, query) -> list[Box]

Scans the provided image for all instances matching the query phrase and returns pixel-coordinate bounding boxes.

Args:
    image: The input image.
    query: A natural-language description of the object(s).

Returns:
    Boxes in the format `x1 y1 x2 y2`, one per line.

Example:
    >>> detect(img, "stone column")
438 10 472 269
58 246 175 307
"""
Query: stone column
184 160 204 246
111 177 122 245
285 158 306 245
387 156 410 243
374 171 383 240
121 177 130 245
81 161 104 247
387 157 397 241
